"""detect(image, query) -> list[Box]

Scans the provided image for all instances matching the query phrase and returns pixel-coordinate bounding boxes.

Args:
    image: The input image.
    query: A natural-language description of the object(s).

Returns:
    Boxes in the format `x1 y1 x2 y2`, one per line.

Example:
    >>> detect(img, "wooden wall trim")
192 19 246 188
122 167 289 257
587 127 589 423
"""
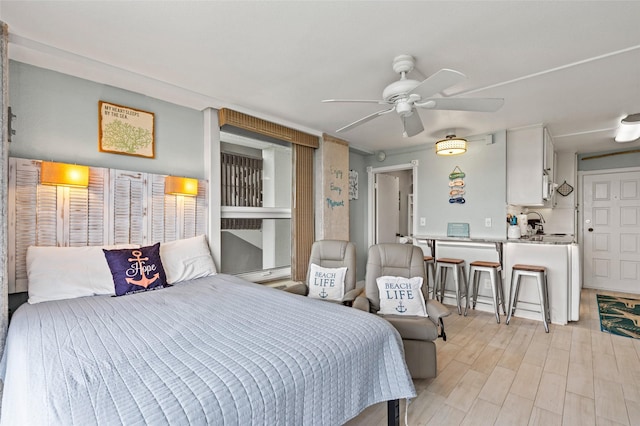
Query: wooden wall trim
218 108 319 149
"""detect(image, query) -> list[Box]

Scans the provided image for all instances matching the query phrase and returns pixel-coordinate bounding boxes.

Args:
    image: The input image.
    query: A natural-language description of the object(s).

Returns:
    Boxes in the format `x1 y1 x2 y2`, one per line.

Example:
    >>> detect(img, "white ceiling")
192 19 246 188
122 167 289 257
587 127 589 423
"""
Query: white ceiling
3 1 640 155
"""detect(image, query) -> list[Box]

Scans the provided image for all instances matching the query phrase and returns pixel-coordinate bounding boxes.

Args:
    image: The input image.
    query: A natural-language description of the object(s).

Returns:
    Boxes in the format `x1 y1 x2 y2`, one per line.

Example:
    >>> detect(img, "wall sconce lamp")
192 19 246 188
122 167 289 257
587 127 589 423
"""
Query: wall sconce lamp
165 176 198 196
615 113 640 143
40 161 89 188
435 134 467 156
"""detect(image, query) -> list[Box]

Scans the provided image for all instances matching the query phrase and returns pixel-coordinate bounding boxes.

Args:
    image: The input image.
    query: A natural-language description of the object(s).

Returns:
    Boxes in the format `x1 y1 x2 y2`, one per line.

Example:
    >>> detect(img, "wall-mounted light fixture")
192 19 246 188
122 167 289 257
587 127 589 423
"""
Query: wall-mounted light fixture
40 161 89 187
435 134 467 156
165 176 198 196
615 113 640 143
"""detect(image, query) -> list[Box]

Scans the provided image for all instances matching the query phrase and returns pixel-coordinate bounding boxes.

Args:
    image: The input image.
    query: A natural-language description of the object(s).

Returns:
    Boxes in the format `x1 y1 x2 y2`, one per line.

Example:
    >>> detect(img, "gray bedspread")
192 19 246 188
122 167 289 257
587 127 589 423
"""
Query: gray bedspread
0 274 415 425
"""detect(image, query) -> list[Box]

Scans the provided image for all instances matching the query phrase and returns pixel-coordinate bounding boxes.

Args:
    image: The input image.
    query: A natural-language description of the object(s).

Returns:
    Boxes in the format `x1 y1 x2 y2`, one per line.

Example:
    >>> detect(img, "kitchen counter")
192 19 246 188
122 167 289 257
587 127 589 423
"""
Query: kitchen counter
508 234 575 245
413 234 574 245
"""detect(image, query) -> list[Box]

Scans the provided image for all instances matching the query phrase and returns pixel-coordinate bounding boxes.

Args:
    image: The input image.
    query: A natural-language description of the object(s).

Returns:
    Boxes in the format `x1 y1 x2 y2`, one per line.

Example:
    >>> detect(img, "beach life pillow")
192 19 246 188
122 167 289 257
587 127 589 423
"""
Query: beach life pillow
376 276 428 317
103 243 167 296
26 244 139 304
307 263 347 301
160 235 217 284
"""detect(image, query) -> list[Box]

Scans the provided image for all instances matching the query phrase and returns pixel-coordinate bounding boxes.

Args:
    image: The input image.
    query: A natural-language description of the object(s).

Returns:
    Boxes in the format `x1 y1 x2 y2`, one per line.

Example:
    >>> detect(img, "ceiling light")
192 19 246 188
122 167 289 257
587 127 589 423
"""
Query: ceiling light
435 135 467 156
615 113 640 143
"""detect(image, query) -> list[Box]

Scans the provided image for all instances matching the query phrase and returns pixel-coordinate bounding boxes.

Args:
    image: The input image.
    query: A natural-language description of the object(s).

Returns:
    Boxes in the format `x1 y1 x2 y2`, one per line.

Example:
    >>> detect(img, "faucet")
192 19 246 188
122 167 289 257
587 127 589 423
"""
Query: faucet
527 211 545 223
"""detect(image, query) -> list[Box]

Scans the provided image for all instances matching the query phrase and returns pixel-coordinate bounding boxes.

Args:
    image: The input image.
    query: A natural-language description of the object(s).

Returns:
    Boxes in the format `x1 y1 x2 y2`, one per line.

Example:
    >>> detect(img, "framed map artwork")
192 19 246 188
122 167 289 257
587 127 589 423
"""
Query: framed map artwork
99 101 155 158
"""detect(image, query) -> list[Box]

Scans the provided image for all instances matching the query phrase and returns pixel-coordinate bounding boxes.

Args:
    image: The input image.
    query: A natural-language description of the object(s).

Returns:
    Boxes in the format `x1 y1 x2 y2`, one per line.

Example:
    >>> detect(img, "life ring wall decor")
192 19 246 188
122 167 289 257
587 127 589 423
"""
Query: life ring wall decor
448 166 466 204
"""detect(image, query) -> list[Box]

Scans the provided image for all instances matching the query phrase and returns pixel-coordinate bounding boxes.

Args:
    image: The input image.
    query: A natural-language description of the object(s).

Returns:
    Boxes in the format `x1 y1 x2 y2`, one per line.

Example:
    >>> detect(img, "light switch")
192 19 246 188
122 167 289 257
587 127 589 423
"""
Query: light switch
420 217 426 226
485 218 492 227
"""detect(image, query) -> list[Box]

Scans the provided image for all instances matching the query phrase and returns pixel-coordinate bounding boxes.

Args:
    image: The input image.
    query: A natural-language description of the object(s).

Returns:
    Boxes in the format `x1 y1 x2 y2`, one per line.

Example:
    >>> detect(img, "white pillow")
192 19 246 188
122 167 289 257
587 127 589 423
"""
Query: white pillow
27 244 138 304
376 276 428 317
159 235 217 284
307 263 347 301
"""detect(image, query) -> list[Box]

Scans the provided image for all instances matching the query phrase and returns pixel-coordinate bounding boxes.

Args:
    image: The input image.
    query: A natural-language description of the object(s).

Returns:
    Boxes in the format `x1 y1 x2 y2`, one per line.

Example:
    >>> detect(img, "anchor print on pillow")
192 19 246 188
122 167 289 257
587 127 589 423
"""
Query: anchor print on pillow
307 263 347 301
103 242 167 296
376 276 428 317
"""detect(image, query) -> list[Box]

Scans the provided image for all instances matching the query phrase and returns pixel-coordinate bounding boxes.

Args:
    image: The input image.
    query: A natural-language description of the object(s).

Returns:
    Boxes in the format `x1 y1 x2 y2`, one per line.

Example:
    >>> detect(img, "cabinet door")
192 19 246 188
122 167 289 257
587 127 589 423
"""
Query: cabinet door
507 126 544 205
543 127 554 181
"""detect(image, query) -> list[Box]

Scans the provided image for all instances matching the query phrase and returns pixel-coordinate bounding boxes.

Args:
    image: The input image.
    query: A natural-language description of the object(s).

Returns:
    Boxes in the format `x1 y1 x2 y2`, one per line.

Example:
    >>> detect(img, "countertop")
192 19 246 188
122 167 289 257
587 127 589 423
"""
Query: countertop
412 234 575 245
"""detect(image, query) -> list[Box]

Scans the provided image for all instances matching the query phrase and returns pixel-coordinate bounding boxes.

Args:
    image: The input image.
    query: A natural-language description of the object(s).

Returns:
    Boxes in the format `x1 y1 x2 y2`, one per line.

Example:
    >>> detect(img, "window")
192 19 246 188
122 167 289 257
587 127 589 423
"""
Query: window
219 132 291 281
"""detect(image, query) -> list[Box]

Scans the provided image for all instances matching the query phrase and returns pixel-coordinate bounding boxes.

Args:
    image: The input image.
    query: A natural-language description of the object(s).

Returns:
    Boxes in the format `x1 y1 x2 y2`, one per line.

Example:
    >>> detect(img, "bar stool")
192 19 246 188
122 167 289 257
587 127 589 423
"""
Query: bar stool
468 261 506 323
423 255 436 298
434 258 469 315
506 264 551 333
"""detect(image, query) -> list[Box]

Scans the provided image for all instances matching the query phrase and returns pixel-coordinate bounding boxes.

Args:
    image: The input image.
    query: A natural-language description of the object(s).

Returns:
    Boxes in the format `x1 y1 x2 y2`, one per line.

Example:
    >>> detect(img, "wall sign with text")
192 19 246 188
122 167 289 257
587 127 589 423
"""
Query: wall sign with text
99 101 155 158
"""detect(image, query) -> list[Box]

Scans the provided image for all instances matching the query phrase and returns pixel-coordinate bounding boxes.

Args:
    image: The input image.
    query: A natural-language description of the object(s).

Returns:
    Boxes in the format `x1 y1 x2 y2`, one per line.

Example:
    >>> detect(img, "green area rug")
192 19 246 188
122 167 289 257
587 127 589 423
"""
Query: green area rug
597 294 640 339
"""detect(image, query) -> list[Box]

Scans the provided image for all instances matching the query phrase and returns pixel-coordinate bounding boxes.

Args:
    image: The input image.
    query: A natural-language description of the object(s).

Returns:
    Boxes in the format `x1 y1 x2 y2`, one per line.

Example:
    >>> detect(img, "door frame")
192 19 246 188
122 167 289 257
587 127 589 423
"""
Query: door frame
578 165 640 289
367 160 419 248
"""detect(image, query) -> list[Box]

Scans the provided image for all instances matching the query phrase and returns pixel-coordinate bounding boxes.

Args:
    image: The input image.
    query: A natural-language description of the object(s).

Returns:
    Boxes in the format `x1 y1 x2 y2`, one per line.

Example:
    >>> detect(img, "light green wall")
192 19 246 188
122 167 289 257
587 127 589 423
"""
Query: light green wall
348 150 368 282
577 147 640 171
9 61 204 178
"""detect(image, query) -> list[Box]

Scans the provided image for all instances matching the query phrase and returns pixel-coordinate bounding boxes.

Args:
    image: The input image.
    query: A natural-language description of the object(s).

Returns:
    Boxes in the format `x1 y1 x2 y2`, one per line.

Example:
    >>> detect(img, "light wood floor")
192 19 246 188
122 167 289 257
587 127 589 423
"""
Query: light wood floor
347 288 640 426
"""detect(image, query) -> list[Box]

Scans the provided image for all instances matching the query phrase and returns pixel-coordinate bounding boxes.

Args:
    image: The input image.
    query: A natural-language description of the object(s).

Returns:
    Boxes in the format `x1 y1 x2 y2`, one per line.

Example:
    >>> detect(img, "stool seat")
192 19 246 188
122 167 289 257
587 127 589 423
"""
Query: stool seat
513 264 546 273
468 261 505 323
470 260 501 269
423 256 434 262
434 258 468 315
437 257 465 264
506 264 550 332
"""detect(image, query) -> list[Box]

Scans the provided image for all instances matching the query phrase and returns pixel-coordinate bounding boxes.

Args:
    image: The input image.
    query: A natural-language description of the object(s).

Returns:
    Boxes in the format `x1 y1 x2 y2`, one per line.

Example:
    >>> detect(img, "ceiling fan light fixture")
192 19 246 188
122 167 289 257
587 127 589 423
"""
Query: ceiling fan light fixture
435 135 467 156
615 113 640 143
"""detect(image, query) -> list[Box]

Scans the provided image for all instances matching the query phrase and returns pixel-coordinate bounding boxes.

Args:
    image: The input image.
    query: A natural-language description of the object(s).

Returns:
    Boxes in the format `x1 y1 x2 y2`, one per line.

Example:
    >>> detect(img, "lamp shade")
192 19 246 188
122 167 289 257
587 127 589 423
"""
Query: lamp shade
40 161 89 187
435 135 467 156
615 113 640 143
165 176 198 196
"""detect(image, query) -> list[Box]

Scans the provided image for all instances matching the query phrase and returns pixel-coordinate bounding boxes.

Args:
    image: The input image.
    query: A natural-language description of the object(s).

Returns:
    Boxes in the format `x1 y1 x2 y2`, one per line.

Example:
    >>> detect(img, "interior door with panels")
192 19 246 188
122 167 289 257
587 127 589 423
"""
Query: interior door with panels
583 170 640 293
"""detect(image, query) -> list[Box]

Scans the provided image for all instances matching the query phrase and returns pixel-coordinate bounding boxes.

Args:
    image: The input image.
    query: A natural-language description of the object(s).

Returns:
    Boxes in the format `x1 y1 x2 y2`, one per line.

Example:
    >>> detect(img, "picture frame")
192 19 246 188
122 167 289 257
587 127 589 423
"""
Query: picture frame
98 101 155 158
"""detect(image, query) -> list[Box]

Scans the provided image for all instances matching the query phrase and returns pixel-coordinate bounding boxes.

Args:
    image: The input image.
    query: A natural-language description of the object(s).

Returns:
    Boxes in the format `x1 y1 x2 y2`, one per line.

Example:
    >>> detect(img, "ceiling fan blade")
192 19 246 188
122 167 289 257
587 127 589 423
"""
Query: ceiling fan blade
322 99 392 105
402 112 424 138
336 107 395 133
410 69 466 99
416 97 504 112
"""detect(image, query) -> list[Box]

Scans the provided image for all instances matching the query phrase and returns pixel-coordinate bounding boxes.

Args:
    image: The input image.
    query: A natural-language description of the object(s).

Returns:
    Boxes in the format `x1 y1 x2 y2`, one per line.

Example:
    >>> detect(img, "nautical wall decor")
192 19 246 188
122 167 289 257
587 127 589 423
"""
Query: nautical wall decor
448 166 465 204
349 170 358 200
99 101 155 158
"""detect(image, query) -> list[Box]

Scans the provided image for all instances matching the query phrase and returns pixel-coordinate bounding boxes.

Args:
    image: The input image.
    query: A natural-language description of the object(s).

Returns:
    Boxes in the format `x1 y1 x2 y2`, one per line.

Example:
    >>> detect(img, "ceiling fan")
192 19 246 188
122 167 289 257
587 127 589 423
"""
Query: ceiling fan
322 55 504 138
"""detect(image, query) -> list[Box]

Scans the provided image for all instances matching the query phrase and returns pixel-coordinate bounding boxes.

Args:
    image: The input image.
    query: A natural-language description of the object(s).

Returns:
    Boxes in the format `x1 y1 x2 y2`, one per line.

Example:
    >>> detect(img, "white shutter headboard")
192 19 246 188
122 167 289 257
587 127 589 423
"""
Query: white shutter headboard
8 157 208 293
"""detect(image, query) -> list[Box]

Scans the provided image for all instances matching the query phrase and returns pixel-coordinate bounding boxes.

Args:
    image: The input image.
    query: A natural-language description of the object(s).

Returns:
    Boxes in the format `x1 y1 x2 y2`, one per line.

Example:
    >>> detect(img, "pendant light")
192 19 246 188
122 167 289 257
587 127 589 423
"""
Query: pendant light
435 134 467 156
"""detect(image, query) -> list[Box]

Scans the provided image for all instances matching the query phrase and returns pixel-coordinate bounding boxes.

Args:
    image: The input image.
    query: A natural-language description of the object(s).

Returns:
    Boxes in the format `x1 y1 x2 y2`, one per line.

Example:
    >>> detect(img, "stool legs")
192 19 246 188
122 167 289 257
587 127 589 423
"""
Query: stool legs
435 263 468 315
469 266 505 324
506 269 550 333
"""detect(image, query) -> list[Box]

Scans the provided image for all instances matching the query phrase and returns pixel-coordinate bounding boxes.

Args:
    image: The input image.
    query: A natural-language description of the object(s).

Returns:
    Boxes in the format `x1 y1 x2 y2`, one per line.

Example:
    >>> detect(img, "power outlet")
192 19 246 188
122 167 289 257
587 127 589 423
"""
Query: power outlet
485 217 492 227
483 279 492 290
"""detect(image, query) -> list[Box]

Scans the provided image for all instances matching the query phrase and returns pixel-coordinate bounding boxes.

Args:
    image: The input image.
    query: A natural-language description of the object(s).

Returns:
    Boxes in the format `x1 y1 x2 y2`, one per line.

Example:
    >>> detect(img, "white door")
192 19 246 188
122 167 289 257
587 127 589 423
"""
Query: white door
583 170 640 293
375 173 399 244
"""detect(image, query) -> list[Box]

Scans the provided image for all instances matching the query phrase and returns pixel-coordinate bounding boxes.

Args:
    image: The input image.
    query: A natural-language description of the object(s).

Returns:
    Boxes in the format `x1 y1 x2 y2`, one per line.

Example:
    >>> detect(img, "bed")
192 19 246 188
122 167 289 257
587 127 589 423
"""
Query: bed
0 273 415 425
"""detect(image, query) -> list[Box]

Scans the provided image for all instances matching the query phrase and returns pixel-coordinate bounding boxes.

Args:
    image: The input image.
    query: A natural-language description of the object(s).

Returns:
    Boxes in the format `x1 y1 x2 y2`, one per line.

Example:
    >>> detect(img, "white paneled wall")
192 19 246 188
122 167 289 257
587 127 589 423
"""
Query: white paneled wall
8 157 208 293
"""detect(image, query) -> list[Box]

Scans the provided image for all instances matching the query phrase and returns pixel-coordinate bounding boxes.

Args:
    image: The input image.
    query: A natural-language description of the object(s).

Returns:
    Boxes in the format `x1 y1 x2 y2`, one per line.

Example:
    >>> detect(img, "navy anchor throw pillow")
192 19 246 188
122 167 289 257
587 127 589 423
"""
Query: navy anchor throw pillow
103 243 167 296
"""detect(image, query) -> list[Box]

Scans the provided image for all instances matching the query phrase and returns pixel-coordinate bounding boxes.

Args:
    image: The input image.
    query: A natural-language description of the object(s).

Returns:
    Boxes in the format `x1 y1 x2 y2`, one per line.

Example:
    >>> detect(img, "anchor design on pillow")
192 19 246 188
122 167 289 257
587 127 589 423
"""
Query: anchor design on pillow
126 250 160 288
319 288 329 299
396 301 407 313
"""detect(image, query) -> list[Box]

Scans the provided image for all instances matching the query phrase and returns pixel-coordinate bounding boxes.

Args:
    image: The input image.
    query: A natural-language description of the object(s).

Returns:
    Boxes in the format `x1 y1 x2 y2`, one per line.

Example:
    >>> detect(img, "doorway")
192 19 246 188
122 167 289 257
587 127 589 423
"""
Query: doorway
582 167 640 293
367 161 419 247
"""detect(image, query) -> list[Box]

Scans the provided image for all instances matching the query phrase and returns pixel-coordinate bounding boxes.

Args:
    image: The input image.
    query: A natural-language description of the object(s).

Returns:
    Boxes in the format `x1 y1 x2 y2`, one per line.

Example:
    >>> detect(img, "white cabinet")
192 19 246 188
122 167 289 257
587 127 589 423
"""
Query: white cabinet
507 125 555 207
504 242 579 325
